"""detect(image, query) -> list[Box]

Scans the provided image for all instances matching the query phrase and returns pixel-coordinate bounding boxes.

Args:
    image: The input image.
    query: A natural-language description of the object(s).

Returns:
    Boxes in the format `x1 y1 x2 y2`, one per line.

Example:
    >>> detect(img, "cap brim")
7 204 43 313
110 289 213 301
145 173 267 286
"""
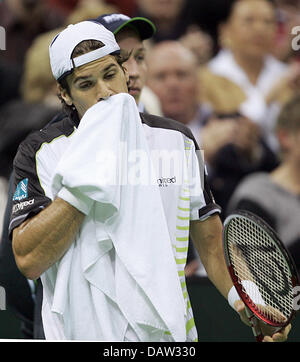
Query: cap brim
113 17 156 40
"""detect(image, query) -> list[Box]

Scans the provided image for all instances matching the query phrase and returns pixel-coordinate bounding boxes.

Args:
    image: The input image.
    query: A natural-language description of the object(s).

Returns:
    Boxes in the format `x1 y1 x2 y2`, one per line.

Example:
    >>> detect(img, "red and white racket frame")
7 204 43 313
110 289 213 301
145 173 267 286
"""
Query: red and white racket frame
223 211 300 342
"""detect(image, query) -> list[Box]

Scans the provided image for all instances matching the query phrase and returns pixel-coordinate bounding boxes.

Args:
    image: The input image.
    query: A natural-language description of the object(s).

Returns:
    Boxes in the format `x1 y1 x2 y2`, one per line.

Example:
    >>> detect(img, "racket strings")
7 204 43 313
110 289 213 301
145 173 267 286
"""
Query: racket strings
227 217 293 324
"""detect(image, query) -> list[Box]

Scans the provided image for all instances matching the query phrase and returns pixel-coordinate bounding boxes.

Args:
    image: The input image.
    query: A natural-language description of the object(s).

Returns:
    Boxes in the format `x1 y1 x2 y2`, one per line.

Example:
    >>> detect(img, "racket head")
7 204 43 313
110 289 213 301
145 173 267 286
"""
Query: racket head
223 210 300 328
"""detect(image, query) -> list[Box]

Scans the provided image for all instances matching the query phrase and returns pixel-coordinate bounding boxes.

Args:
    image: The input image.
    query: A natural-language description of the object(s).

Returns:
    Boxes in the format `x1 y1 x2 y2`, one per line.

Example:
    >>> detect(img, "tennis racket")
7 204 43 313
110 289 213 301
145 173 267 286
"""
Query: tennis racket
223 210 299 342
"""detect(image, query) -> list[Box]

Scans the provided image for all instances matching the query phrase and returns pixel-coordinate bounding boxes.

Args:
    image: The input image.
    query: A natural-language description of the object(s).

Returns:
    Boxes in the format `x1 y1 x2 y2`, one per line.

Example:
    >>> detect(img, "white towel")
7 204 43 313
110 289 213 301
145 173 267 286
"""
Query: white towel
43 93 186 341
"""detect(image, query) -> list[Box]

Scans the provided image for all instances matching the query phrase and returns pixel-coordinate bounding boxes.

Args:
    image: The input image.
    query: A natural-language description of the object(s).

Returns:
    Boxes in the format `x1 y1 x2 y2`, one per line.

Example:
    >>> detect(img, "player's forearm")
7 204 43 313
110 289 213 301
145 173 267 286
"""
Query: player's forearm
190 215 233 299
12 197 84 280
200 241 233 299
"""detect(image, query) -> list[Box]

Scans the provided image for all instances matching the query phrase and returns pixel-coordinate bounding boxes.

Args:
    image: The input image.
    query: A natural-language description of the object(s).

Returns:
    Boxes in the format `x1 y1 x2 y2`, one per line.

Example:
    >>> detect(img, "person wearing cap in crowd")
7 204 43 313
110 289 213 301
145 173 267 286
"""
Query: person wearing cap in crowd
94 13 162 115
8 20 291 342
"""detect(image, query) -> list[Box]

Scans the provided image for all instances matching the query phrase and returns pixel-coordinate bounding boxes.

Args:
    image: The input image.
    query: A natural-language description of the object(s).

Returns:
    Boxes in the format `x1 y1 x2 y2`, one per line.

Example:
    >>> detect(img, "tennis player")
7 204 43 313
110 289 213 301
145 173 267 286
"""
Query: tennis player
94 13 154 111
1 13 178 339
10 20 291 342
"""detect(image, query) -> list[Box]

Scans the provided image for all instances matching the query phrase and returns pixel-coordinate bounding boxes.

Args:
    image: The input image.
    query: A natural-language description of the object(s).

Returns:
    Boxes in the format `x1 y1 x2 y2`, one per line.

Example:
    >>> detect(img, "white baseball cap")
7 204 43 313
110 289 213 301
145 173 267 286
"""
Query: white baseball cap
49 20 120 81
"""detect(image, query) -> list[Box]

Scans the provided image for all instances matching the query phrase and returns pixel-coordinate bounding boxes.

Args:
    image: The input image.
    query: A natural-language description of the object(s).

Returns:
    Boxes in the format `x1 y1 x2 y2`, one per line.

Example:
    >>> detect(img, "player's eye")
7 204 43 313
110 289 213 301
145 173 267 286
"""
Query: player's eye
104 71 116 80
135 53 145 62
79 81 93 89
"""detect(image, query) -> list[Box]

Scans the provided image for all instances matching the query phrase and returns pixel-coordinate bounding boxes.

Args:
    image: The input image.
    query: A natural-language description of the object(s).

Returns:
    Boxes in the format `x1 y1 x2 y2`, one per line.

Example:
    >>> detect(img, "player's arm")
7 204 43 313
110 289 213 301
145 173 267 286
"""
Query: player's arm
12 197 84 280
190 214 233 299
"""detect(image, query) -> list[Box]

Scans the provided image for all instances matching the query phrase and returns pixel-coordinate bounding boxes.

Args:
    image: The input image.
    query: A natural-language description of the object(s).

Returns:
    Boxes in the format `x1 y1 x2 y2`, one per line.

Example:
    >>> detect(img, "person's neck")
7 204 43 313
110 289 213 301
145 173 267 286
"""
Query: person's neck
271 162 300 195
232 51 264 85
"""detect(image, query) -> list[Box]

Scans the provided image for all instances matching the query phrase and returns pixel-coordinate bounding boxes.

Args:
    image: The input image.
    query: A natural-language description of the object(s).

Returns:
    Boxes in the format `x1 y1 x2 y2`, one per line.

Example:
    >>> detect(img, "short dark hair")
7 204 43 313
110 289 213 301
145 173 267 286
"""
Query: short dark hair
58 39 130 121
276 93 300 132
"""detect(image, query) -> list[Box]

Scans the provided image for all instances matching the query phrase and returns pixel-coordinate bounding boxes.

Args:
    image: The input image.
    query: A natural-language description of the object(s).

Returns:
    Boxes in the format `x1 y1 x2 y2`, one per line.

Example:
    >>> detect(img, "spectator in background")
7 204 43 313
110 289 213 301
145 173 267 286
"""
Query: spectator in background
200 112 278 213
20 28 65 106
146 41 211 145
0 0 64 67
0 0 64 117
47 0 126 18
0 58 22 107
0 28 64 181
105 0 137 17
186 0 235 55
65 0 119 25
46 0 80 16
134 0 191 43
199 0 300 152
179 24 214 66
227 93 300 274
46 0 129 18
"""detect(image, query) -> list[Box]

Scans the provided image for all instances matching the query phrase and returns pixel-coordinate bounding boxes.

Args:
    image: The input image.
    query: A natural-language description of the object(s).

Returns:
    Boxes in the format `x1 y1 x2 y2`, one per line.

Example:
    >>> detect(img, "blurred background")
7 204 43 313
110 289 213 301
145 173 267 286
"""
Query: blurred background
1 0 300 341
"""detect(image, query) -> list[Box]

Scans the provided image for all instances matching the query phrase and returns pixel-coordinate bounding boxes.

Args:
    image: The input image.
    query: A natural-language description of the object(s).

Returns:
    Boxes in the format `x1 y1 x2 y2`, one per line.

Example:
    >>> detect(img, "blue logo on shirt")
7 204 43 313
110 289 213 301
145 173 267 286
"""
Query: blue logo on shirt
13 178 28 201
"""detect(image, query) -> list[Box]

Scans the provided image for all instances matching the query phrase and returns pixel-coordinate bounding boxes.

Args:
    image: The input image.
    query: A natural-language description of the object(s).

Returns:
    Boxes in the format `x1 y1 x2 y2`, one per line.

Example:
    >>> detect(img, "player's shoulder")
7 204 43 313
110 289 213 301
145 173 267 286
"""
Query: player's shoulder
14 114 75 163
19 115 74 149
140 112 199 149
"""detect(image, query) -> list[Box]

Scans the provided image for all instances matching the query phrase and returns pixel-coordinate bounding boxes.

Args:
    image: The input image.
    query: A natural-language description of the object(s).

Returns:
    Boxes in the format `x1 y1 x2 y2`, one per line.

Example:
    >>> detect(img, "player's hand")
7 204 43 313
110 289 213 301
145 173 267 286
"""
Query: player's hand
234 300 292 342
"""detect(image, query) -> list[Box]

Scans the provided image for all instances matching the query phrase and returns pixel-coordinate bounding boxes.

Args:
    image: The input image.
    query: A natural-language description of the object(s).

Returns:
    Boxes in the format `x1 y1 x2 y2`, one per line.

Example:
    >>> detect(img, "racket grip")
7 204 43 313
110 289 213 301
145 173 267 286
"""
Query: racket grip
245 307 264 342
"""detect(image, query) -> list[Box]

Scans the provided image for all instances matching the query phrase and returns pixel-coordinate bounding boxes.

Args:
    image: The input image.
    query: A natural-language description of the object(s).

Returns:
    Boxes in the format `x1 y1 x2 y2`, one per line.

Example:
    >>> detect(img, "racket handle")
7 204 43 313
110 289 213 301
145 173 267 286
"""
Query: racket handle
245 307 264 342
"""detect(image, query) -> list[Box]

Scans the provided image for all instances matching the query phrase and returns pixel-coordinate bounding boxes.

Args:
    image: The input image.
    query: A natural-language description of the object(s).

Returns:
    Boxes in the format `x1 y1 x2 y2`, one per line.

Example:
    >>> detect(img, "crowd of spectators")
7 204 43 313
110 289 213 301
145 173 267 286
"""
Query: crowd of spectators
1 0 300 334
